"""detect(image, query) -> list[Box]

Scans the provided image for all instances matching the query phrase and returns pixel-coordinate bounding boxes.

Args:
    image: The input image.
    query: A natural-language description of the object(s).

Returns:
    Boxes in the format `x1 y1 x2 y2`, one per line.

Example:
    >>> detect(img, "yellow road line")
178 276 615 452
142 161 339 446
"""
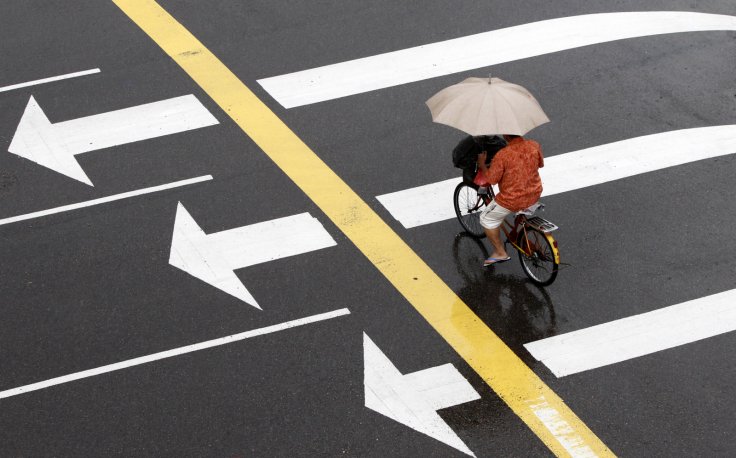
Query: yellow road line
111 1 614 456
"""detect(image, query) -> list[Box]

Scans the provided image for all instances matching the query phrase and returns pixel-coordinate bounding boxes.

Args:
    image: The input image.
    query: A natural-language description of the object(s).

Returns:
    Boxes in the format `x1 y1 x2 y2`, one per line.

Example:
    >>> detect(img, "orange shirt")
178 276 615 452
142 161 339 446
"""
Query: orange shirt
483 137 544 211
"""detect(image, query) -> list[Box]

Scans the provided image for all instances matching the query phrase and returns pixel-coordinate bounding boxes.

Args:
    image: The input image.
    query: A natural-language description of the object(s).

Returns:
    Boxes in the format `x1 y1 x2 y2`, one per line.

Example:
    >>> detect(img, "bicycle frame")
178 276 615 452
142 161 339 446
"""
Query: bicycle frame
477 187 561 264
502 216 560 264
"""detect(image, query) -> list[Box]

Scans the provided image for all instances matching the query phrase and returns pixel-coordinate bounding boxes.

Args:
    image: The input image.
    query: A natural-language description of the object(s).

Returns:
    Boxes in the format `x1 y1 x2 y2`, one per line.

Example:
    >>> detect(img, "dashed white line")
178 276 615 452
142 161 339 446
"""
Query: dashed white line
0 308 351 400
0 175 213 227
0 68 101 93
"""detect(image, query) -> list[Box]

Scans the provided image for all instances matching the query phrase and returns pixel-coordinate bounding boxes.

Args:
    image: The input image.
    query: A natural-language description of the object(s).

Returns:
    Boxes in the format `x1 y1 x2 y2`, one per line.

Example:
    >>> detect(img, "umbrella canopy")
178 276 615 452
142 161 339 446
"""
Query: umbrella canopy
426 77 550 136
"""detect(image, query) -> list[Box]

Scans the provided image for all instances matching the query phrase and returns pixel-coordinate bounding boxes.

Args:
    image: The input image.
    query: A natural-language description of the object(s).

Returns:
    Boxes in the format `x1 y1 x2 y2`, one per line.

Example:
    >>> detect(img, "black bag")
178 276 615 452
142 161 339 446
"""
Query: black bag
452 135 506 169
452 135 506 184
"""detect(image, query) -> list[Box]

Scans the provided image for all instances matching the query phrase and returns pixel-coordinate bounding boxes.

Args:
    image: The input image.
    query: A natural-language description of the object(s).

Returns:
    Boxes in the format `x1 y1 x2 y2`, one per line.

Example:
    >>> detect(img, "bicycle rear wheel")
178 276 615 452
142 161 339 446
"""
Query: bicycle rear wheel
516 228 558 286
453 182 487 238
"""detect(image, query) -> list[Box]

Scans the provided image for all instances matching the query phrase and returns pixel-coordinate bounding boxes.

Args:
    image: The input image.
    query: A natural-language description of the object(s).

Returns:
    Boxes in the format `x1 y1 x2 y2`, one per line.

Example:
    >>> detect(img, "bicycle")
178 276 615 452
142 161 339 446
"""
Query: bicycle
453 181 561 286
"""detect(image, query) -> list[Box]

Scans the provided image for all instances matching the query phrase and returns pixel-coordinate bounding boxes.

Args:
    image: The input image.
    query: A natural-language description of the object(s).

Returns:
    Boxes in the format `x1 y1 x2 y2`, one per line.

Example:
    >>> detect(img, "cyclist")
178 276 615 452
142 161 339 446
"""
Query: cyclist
476 134 544 267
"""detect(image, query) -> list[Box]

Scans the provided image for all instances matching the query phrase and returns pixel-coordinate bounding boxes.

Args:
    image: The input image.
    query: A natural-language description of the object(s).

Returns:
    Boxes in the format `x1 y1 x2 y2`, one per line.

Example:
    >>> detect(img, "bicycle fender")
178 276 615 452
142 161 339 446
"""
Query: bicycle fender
544 232 561 264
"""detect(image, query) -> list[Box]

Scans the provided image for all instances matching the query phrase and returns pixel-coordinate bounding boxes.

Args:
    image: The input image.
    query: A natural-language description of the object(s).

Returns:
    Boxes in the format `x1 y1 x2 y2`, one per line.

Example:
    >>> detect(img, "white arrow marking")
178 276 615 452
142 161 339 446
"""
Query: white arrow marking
363 333 480 456
8 94 219 186
258 12 736 108
377 125 736 228
169 203 337 309
524 288 736 377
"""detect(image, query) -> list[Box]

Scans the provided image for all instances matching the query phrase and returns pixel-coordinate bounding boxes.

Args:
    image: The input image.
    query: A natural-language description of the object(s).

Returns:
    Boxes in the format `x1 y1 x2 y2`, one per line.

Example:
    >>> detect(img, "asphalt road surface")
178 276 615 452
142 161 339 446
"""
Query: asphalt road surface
1 1 735 456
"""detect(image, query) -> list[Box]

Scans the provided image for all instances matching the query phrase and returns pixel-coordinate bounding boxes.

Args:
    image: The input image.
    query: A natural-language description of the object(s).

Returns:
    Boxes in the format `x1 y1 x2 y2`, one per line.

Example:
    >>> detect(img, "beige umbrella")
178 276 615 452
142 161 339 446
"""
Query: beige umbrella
426 77 550 136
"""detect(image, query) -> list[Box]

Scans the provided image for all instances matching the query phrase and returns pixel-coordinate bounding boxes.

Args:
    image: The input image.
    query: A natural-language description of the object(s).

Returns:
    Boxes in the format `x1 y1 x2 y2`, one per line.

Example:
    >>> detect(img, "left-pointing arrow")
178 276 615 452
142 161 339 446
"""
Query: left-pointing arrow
8 94 219 186
363 333 480 456
168 203 337 309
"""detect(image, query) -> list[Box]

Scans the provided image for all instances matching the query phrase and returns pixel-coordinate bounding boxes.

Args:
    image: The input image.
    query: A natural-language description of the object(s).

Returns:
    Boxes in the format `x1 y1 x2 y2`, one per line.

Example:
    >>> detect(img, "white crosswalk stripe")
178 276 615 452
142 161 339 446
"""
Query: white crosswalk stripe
524 289 736 377
258 12 736 108
377 125 736 228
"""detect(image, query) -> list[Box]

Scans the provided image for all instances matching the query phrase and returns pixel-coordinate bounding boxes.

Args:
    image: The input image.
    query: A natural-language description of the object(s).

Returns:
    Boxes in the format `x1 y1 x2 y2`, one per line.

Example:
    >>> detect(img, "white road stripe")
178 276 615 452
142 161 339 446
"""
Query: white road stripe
0 308 351 400
258 12 736 108
0 68 101 93
377 125 736 228
524 289 736 377
0 175 213 227
527 396 597 458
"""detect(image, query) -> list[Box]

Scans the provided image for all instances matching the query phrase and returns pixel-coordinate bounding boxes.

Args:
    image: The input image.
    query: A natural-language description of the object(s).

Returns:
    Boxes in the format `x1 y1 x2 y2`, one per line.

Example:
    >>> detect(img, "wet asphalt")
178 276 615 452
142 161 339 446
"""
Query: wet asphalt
0 1 735 456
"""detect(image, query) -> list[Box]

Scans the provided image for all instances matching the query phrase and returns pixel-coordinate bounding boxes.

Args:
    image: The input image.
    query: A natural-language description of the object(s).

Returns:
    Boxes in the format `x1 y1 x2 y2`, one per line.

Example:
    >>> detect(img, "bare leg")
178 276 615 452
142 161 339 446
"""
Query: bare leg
484 226 508 259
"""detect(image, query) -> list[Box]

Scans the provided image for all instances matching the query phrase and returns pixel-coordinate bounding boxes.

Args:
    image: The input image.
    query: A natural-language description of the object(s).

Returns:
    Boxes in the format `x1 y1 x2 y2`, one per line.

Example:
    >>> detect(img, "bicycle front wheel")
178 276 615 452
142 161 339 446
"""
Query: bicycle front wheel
516 229 559 286
453 182 487 238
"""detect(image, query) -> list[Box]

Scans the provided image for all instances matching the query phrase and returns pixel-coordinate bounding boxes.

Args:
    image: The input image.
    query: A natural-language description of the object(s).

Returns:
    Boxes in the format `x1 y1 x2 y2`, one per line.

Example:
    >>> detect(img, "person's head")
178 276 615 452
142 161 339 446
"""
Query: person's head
503 134 521 142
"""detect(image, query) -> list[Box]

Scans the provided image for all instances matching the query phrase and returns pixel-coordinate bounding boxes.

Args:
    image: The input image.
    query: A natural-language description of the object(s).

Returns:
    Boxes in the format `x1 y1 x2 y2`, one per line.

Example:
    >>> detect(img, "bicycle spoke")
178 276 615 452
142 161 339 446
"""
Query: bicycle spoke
517 229 558 286
453 183 486 238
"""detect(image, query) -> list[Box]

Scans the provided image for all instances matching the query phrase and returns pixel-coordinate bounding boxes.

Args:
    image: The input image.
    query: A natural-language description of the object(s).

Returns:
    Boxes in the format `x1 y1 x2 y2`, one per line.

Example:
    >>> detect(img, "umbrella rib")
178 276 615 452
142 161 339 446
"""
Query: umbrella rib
474 90 495 135
494 88 522 135
497 83 549 133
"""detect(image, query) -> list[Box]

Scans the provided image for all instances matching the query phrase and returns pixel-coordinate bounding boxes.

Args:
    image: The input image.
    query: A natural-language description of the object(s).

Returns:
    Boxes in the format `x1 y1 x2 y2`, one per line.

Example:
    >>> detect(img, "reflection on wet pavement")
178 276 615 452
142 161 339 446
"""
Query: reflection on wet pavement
451 233 557 366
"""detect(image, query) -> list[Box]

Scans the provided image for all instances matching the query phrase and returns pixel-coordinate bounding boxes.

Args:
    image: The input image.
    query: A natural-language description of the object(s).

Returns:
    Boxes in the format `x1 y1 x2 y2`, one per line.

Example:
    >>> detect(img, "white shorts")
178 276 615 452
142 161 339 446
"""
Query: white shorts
479 199 512 229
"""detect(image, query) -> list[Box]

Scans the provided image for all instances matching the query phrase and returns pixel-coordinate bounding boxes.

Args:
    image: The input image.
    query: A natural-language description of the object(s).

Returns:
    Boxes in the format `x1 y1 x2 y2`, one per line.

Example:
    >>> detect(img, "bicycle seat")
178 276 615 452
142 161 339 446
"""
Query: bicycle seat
516 202 544 216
